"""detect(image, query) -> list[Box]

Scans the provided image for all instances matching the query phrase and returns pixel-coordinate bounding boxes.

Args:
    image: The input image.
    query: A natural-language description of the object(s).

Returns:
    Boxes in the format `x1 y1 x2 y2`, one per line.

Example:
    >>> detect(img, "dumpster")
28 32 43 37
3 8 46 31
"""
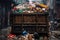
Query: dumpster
10 1 49 37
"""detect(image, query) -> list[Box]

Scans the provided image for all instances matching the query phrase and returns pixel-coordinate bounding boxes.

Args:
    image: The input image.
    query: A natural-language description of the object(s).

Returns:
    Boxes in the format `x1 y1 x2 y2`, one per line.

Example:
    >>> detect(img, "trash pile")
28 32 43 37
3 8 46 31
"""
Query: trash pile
7 30 34 40
12 2 49 14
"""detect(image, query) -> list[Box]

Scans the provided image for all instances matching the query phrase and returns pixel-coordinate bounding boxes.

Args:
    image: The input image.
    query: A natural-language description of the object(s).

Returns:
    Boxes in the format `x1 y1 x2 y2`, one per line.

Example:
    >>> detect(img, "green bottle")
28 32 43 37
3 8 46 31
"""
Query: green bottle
19 9 23 13
16 9 23 13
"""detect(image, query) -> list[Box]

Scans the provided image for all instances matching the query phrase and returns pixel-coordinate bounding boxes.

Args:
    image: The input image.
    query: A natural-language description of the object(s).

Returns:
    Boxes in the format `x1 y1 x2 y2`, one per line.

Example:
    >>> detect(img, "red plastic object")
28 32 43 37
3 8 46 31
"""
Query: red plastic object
8 34 16 38
13 7 17 10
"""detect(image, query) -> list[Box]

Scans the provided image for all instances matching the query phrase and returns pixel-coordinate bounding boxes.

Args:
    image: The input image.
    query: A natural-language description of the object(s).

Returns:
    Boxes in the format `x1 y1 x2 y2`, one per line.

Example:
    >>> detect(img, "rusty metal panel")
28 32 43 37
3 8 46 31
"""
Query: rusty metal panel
23 15 36 23
37 15 46 24
15 16 22 24
10 13 49 34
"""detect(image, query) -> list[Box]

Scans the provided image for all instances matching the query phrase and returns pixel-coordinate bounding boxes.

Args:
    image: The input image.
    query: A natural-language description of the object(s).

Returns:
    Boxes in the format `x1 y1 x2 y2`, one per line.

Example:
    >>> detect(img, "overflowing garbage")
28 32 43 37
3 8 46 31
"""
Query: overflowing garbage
12 1 49 14
7 33 34 40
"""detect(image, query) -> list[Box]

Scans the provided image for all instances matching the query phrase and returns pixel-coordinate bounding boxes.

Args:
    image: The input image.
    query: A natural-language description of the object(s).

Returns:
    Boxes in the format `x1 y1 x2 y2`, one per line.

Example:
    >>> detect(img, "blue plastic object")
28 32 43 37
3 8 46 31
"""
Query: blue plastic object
22 30 28 36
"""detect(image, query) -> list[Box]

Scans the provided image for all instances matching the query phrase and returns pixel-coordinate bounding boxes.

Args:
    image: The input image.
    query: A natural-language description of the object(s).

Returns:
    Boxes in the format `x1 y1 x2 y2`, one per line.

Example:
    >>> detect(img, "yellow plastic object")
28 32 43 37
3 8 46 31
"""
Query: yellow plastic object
39 4 48 8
